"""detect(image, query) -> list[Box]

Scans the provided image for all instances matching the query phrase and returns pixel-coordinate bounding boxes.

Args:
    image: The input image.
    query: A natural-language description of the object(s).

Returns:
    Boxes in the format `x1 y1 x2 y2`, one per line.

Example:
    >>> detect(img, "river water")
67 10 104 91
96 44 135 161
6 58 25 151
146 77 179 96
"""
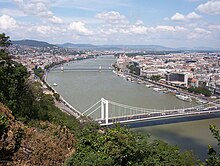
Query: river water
47 55 220 160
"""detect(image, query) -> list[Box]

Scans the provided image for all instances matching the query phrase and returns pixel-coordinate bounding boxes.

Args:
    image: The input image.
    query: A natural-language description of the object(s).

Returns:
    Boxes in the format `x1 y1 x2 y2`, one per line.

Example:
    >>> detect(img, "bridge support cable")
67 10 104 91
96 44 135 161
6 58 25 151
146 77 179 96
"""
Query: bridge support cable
76 99 101 119
109 99 208 114
87 105 101 117
81 98 213 126
108 101 152 113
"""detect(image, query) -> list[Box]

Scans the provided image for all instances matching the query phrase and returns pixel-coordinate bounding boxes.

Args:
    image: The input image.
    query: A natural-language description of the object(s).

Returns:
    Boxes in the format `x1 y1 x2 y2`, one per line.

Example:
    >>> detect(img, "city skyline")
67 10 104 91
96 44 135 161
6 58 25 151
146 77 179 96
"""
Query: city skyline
0 0 220 48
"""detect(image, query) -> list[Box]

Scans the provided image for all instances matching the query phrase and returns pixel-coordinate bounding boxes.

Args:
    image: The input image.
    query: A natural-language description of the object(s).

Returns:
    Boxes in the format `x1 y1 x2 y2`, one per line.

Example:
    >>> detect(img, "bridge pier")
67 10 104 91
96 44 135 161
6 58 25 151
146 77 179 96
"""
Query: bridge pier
101 98 104 120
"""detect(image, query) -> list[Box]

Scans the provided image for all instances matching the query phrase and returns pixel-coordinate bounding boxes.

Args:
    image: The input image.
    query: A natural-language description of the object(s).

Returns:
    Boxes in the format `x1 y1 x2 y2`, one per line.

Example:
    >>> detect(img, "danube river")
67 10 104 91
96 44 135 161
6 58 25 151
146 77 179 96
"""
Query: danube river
47 55 220 160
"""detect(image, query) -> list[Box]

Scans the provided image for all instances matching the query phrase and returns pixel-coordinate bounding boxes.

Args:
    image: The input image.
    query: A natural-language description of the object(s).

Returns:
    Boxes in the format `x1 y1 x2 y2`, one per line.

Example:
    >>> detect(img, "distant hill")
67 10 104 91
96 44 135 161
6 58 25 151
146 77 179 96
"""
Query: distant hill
59 43 173 51
101 44 173 50
12 39 56 48
176 46 220 51
11 39 220 51
58 43 97 49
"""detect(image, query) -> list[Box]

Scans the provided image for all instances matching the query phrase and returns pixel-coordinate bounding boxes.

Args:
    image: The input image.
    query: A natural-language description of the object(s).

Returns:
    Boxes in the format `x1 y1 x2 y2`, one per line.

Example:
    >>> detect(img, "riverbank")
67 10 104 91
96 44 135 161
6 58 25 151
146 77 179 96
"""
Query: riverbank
113 70 211 104
42 68 83 118
41 55 103 119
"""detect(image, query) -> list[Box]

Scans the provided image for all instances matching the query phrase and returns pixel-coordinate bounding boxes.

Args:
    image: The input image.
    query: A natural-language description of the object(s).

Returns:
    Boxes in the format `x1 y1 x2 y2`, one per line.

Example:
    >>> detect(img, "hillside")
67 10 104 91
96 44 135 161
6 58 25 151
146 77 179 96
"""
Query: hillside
0 103 76 165
12 39 55 48
58 43 97 49
58 43 173 50
11 39 220 51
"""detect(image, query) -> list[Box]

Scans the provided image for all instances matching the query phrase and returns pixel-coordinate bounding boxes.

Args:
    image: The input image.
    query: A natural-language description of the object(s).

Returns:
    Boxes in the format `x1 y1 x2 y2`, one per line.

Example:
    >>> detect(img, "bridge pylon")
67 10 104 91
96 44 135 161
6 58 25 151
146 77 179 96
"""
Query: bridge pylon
101 98 109 125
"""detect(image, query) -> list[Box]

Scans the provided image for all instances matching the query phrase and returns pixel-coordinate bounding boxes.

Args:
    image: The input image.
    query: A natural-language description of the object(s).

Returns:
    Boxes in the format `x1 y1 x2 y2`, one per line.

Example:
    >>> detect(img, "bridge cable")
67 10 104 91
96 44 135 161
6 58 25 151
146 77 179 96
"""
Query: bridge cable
80 100 101 116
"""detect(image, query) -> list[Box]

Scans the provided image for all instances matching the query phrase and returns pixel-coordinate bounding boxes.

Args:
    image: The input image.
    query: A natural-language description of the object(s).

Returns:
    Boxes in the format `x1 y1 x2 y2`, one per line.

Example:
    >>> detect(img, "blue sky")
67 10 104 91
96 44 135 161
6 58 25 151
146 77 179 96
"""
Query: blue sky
0 0 220 48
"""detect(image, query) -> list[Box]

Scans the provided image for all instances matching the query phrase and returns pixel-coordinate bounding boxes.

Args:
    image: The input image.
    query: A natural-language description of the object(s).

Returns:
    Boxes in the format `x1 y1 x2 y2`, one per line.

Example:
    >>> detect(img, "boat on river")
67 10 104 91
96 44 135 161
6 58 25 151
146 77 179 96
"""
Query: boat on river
52 83 58 86
145 84 153 88
176 94 192 102
153 87 162 92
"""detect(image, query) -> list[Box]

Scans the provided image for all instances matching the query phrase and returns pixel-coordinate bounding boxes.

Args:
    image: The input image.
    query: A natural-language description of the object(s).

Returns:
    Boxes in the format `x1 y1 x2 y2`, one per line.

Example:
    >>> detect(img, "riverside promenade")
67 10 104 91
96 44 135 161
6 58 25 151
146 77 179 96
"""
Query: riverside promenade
43 70 83 118
116 71 209 102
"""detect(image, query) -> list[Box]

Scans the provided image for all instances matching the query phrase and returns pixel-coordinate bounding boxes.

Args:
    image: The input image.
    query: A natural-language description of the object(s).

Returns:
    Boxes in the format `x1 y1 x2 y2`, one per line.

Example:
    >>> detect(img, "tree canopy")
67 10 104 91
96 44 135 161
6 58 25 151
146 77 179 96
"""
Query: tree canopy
65 124 199 166
205 125 220 166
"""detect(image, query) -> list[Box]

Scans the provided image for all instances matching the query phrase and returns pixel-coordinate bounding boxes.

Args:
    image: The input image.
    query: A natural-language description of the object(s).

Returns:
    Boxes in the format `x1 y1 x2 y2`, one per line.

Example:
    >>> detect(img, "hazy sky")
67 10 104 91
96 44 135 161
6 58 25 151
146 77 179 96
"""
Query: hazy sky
0 0 220 48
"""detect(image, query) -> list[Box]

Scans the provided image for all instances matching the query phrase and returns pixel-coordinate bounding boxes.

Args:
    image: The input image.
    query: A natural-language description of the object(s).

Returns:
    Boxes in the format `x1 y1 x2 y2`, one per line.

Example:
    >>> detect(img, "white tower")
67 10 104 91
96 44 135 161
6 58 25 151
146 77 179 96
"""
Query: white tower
101 98 109 125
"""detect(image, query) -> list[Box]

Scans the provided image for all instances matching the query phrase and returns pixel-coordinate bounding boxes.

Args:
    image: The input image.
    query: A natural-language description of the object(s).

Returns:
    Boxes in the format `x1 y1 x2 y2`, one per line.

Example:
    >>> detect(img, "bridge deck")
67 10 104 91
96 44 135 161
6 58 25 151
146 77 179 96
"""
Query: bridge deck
96 107 220 126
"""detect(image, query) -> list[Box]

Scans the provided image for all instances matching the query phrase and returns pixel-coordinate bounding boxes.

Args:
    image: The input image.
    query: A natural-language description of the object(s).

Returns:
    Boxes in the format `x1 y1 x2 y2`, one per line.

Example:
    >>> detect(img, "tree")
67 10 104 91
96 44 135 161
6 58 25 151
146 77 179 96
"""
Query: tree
205 125 220 166
34 66 43 79
127 63 140 75
0 33 37 121
188 87 211 97
150 75 161 82
0 33 11 48
65 125 199 166
0 113 9 139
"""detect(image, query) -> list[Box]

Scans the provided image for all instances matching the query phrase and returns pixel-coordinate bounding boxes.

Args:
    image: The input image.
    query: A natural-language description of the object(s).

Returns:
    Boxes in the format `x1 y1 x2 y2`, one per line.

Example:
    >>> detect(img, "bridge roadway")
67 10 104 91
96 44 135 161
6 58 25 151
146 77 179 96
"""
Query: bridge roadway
96 105 220 126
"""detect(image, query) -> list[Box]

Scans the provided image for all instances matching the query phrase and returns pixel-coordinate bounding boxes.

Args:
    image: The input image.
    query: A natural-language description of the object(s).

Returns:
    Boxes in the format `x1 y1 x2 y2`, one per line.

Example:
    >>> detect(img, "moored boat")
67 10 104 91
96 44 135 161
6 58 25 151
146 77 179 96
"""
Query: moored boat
52 83 58 86
153 87 162 92
145 84 153 88
176 94 192 102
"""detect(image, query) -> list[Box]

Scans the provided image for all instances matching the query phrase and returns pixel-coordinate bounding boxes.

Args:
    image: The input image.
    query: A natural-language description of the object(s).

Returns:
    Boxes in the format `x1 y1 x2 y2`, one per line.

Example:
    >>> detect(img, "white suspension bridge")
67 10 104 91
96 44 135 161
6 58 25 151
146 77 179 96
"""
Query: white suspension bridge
77 98 220 126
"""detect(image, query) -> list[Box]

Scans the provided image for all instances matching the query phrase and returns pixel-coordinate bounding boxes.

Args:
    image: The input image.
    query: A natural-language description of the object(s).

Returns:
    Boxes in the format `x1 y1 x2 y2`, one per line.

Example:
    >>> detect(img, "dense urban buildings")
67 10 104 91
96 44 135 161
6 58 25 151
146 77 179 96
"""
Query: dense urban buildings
115 52 220 96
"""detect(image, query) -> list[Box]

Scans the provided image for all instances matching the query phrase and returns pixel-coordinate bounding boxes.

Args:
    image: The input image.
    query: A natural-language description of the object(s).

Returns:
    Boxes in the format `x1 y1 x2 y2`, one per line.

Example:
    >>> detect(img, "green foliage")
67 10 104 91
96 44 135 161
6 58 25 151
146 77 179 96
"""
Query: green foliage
188 87 211 97
0 113 9 138
0 34 79 134
143 140 198 166
0 33 11 48
0 38 33 121
46 100 80 133
65 125 199 166
127 62 140 75
28 82 80 133
53 93 60 101
34 67 43 79
205 125 220 166
150 75 162 82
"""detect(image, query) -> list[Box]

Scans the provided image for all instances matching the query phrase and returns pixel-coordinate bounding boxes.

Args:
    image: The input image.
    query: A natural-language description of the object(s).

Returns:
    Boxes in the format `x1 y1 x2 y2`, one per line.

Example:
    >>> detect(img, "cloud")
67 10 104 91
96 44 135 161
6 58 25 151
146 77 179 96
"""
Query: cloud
68 21 93 35
194 27 211 34
171 13 185 21
188 27 212 39
36 25 52 34
209 24 220 30
0 14 17 30
96 11 127 24
186 12 202 19
156 26 176 32
197 0 220 15
171 12 201 21
12 0 63 23
135 20 144 25
130 25 149 34
187 0 200 2
0 8 26 17
49 16 63 24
